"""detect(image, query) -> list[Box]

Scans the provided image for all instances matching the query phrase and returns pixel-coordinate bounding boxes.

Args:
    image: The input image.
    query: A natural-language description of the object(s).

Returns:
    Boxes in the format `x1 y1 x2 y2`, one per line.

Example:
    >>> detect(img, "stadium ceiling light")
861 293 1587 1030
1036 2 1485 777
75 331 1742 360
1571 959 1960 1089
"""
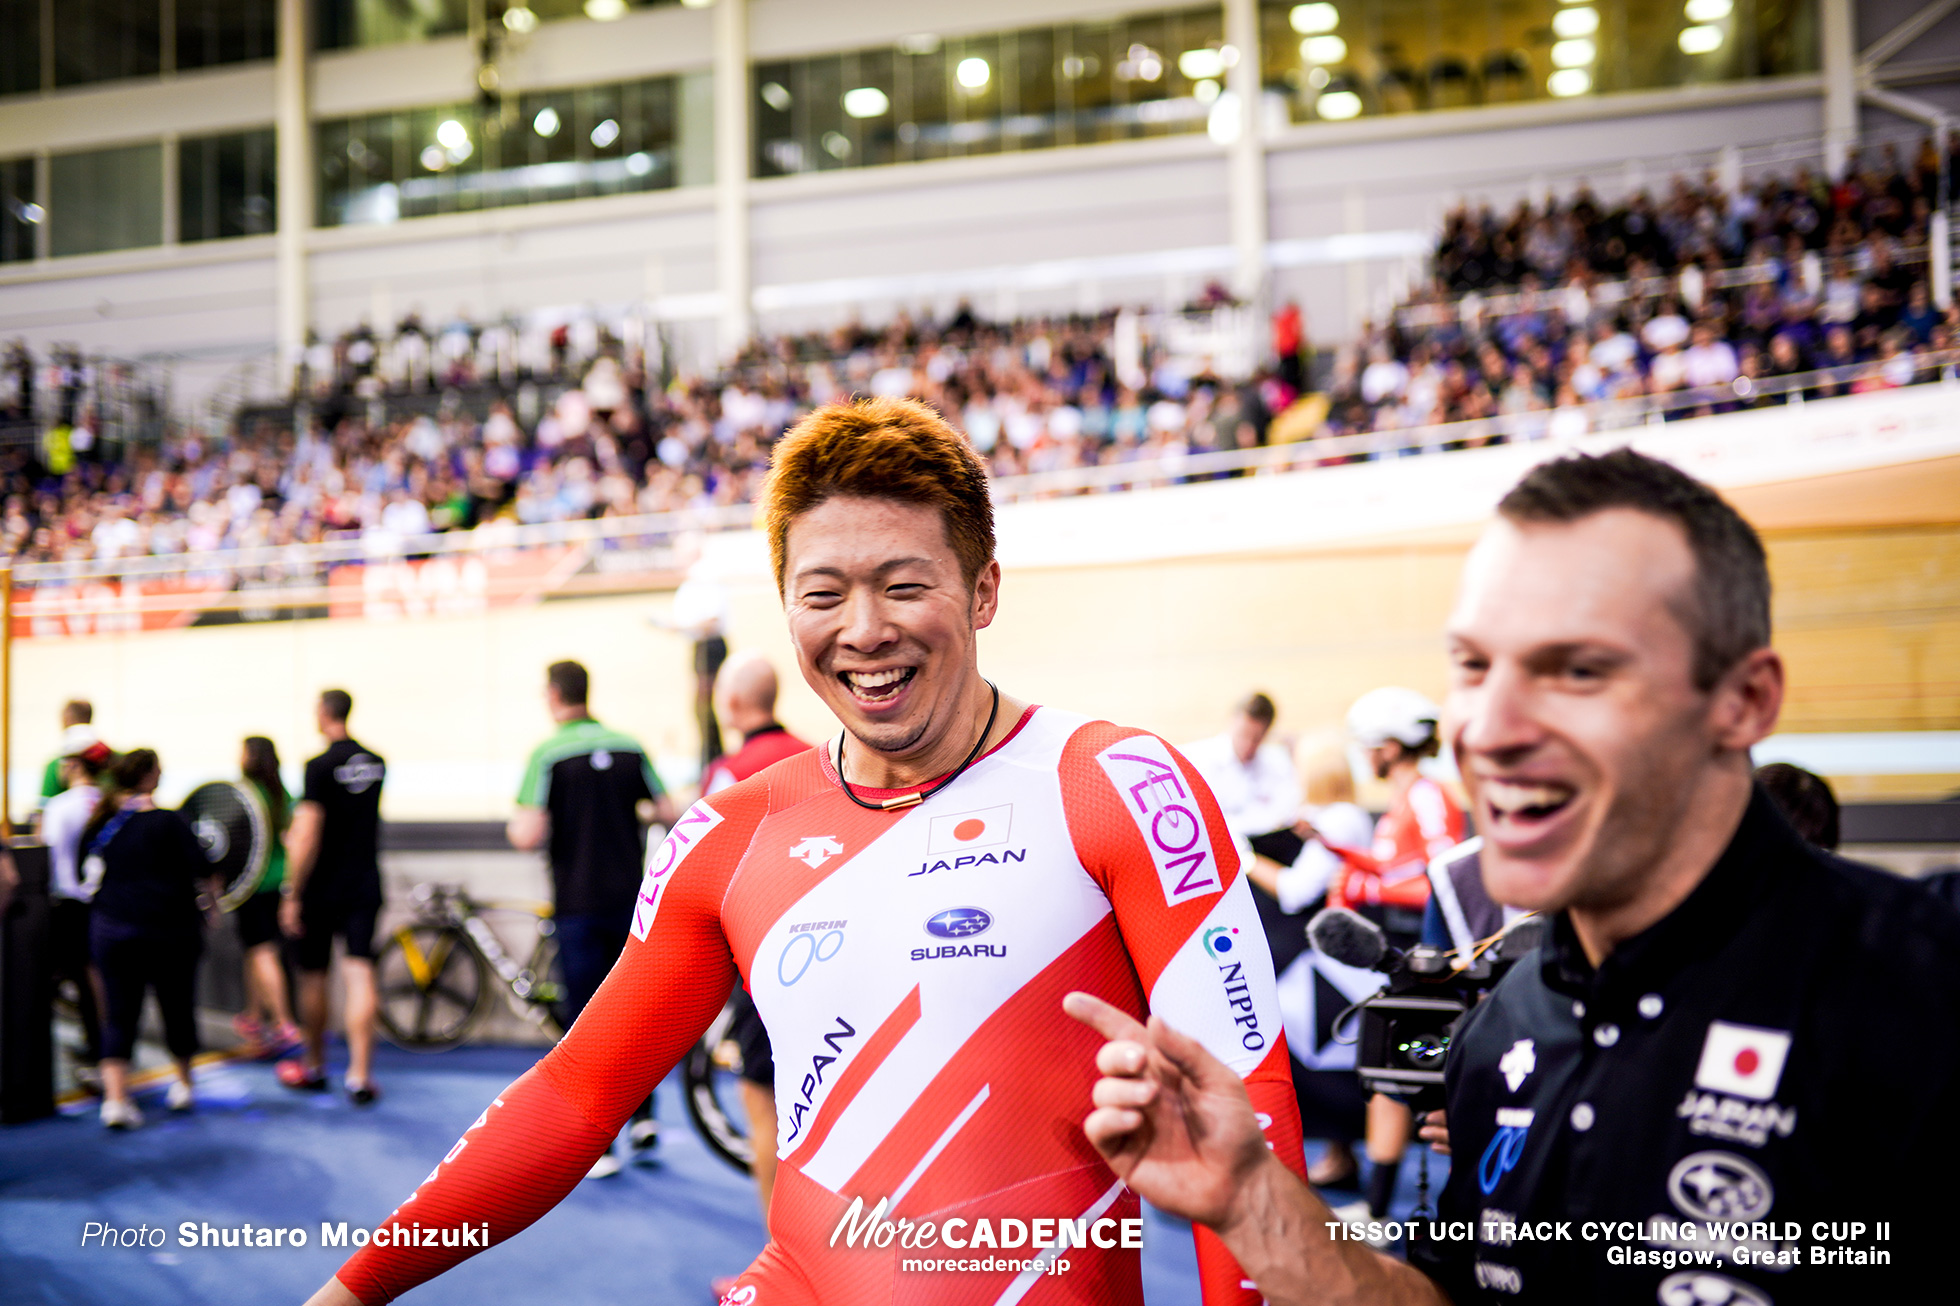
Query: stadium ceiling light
419 144 448 171
822 130 852 158
956 56 991 89
1290 3 1339 34
1685 0 1733 20
1317 88 1362 119
436 119 469 150
1194 77 1222 103
502 5 538 33
1678 23 1724 53
1179 48 1226 80
1548 68 1592 96
626 151 654 174
1301 35 1347 64
1550 38 1596 67
583 0 627 20
533 106 561 137
591 118 621 147
1552 6 1598 37
760 81 791 111
842 86 890 118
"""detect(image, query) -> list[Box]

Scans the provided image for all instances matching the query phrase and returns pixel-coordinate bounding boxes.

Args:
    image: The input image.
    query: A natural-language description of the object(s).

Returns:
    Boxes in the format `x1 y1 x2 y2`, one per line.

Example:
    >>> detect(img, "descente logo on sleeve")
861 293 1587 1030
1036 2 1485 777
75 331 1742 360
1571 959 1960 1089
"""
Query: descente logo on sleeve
1095 736 1221 907
632 800 726 941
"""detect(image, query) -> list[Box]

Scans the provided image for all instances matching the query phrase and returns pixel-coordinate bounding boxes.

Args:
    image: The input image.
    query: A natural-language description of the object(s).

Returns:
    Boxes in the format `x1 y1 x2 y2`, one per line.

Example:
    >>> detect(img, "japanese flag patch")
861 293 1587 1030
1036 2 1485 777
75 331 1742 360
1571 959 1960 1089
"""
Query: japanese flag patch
1693 1021 1791 1101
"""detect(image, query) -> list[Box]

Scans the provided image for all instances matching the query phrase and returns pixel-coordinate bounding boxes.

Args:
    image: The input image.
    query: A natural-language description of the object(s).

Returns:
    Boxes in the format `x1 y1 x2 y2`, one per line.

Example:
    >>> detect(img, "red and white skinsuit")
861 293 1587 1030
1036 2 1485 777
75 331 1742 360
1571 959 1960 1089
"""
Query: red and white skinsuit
1332 775 1464 913
336 706 1305 1305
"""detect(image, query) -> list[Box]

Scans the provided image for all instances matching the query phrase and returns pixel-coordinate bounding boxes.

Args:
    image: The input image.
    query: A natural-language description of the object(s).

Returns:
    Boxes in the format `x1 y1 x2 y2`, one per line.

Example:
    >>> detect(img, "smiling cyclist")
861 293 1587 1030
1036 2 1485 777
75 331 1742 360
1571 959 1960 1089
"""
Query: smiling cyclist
303 396 1306 1306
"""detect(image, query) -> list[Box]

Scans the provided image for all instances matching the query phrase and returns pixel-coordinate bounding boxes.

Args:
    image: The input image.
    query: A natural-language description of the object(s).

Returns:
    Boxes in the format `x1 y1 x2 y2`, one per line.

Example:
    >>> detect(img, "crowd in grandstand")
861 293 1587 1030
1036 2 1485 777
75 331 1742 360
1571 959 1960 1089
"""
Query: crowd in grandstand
3 138 1956 568
1322 139 1959 442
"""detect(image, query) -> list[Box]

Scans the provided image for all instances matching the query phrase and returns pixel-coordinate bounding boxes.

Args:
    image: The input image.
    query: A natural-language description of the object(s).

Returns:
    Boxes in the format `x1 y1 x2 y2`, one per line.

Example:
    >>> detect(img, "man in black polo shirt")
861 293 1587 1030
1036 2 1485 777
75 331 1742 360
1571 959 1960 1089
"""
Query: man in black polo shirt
281 688 388 1105
1066 449 1960 1303
510 659 674 1177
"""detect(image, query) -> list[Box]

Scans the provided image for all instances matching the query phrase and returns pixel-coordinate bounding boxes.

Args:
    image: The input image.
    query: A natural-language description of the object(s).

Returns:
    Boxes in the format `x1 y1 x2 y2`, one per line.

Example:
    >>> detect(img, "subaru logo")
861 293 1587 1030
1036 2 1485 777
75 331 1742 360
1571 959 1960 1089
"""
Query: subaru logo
925 907 992 939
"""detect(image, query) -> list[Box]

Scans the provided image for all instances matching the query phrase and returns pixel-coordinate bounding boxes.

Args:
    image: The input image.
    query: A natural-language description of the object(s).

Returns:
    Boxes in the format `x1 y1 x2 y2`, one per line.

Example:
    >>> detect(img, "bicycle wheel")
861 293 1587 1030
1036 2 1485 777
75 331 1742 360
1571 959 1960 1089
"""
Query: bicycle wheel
682 999 755 1176
375 924 492 1051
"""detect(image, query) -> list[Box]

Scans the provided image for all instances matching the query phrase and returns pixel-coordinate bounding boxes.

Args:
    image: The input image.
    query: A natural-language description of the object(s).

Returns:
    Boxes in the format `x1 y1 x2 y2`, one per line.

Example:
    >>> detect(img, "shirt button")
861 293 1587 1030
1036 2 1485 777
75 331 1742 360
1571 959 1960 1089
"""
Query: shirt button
1571 1102 1596 1131
1638 994 1664 1020
1593 1023 1620 1048
1571 1000 1586 1019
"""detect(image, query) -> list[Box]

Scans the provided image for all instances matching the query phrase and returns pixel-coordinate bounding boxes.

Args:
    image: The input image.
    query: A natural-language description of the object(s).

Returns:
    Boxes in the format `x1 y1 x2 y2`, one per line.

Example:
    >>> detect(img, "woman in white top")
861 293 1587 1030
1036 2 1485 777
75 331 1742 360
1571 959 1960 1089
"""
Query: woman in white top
39 739 114 1084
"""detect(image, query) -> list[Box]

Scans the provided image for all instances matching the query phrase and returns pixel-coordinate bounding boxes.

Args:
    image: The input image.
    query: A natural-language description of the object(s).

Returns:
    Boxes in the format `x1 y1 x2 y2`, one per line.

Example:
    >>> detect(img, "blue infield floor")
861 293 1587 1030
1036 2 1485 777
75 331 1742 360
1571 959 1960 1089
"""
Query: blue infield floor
1 1041 1447 1304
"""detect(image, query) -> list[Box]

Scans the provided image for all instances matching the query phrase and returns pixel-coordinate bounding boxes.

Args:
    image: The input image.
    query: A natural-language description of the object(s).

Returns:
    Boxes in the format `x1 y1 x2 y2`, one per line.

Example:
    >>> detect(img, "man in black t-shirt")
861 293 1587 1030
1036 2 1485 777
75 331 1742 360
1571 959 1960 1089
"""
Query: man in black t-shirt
280 688 387 1105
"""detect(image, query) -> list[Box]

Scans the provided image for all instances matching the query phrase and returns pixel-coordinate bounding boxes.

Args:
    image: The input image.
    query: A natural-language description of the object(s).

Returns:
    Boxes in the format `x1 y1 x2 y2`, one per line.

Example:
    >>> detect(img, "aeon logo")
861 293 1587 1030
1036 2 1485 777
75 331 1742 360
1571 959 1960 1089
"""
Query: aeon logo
1095 736 1221 907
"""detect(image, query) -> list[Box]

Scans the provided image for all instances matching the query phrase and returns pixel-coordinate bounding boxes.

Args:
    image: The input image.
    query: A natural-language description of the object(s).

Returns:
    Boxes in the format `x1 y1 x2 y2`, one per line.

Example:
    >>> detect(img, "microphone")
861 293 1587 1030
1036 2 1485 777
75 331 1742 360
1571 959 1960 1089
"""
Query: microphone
1307 907 1394 971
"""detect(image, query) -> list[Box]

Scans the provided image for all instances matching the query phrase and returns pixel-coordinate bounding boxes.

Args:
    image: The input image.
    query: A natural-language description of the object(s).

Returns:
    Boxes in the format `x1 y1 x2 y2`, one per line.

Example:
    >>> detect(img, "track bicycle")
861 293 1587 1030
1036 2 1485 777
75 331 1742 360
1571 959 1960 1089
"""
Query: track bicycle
374 882 568 1049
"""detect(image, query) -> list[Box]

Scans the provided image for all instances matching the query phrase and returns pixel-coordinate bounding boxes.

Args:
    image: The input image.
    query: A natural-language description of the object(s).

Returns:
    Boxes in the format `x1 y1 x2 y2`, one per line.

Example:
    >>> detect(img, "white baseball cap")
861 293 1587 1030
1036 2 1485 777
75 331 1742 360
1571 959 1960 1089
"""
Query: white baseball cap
59 724 102 757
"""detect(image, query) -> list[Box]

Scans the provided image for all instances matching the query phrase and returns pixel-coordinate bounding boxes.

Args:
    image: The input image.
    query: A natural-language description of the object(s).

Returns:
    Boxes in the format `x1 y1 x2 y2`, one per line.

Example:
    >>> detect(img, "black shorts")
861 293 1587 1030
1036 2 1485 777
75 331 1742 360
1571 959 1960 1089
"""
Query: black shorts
236 891 282 949
694 634 728 678
291 898 379 972
726 987 774 1087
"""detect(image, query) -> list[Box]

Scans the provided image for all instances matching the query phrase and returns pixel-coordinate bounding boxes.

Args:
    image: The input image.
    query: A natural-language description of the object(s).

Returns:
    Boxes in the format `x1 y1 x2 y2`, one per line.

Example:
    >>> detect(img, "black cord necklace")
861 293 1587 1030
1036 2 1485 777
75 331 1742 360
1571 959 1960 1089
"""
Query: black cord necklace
837 680 1001 812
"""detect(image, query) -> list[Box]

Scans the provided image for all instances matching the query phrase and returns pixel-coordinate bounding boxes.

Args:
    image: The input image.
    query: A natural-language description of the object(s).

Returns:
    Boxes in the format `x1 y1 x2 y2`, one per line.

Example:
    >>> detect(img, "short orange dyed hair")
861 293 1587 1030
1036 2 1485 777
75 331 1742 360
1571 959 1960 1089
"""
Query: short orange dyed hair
763 396 995 595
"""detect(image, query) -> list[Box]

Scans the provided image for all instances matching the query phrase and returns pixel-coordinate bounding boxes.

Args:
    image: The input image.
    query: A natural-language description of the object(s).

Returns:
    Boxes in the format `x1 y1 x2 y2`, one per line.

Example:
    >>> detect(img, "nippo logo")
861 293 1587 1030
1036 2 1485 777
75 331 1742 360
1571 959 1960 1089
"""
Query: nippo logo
927 804 1013 854
631 800 724 941
1202 926 1241 960
1095 736 1221 907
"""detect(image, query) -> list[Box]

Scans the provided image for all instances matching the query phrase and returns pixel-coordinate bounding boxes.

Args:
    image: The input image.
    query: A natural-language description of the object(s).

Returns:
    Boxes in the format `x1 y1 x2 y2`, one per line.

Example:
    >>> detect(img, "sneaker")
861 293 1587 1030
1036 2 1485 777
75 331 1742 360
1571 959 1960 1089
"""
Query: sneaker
101 1098 145 1130
166 1080 194 1112
628 1118 660 1151
585 1151 624 1179
275 1059 329 1092
265 1022 304 1058
347 1080 381 1108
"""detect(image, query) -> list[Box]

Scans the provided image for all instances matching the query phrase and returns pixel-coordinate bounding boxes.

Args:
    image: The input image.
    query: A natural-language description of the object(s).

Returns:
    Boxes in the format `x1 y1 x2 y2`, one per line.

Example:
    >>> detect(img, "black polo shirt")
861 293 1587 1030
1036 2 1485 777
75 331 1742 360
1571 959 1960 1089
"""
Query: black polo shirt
1408 787 1960 1303
516 717 662 921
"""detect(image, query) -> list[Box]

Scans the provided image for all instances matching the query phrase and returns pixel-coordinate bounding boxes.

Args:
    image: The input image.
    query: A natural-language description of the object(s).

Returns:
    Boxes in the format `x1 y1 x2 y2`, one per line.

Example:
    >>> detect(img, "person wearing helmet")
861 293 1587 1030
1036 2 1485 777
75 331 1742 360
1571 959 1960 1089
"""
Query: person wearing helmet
1340 686 1464 1223
1339 687 1462 930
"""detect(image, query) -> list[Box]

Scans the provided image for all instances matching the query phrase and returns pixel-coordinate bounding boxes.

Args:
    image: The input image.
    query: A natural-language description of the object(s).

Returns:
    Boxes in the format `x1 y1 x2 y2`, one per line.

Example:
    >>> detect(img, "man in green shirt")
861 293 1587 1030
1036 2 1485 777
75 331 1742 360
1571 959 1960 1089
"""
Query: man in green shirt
509 660 675 1177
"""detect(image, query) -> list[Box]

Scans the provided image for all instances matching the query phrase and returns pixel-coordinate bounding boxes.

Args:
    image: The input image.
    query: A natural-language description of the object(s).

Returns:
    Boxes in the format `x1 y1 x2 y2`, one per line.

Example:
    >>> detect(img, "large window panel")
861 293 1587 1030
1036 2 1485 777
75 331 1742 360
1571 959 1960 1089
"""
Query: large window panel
318 0 680 52
54 0 162 89
1260 0 1818 124
753 6 1227 179
177 0 278 72
180 129 277 242
51 143 162 256
2 158 40 264
0 0 41 97
316 74 687 226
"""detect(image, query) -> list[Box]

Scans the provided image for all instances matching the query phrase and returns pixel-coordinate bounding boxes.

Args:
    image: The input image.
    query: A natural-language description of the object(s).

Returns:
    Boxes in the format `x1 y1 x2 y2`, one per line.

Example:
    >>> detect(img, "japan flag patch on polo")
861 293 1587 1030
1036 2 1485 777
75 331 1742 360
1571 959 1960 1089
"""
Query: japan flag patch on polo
1694 1021 1791 1101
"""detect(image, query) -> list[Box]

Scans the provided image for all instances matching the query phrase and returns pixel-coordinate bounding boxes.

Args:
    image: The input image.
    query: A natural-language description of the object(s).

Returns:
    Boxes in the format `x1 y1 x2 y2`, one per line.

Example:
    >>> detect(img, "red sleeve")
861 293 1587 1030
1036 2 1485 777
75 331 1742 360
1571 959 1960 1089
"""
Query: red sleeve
334 788 763 1303
1060 723 1310 1306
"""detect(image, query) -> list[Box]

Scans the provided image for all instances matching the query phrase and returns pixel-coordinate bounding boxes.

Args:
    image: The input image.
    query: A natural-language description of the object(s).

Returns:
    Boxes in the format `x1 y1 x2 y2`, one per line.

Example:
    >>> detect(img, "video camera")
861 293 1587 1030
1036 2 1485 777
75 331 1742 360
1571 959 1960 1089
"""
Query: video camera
1306 901 1545 1112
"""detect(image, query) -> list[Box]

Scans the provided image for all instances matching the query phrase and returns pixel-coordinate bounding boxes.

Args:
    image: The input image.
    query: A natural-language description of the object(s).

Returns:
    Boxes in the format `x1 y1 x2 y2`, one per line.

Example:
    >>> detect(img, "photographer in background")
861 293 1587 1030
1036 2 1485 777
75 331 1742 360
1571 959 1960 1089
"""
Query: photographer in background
1067 448 1960 1303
